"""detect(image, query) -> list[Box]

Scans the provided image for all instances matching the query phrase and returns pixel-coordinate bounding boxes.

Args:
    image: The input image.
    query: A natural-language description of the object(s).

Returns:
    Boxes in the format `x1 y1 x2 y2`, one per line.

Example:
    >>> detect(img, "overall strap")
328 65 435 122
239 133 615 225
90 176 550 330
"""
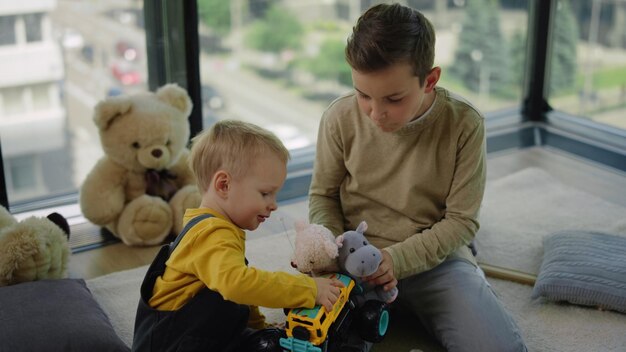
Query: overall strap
169 214 214 254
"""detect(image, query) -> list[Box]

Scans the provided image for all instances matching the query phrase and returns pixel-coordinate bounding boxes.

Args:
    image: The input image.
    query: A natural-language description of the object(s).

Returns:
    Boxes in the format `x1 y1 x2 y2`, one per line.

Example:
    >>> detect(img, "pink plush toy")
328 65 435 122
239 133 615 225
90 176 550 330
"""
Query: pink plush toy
290 220 339 276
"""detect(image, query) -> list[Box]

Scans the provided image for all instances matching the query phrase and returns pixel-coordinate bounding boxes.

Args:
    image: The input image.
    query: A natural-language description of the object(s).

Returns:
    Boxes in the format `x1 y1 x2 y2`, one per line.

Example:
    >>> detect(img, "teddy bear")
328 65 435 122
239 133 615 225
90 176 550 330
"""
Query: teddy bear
290 220 340 276
336 221 398 304
0 205 70 286
79 83 201 246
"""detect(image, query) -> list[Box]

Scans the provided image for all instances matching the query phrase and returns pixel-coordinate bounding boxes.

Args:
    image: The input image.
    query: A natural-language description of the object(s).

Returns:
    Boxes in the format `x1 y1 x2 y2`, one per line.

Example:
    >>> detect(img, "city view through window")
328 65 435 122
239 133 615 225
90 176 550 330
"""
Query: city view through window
1 0 624 206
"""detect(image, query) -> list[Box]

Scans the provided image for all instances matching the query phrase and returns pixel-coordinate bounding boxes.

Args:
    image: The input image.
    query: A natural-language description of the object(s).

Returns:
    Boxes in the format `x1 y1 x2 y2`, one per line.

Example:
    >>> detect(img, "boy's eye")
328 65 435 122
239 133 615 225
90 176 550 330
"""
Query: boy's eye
357 92 370 100
387 97 403 103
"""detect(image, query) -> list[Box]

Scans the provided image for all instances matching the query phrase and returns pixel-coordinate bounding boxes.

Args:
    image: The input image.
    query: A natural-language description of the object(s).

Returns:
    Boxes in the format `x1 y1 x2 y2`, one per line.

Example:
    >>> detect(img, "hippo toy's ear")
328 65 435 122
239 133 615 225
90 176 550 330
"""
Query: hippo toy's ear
335 235 344 248
356 221 368 234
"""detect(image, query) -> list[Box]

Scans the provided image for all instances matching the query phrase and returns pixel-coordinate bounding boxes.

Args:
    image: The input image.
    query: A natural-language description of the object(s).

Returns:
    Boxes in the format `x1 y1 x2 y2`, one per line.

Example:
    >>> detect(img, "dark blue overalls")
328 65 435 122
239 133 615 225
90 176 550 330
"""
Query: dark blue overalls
132 214 250 352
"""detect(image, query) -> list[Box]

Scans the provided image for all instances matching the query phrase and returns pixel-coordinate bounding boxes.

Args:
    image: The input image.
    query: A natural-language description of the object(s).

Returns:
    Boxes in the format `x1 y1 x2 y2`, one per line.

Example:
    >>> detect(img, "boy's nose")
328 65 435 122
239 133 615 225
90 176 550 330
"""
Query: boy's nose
370 103 386 120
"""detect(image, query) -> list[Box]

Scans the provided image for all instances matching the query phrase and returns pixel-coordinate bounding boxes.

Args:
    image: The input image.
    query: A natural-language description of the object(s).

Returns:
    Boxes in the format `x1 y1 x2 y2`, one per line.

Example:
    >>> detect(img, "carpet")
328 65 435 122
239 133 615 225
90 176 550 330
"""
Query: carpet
476 167 626 275
85 167 626 351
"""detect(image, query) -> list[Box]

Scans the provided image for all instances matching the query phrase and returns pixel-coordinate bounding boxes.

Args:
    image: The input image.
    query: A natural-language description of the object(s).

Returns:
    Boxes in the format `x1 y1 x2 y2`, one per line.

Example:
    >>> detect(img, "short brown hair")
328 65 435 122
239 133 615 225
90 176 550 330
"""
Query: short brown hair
189 120 290 193
345 3 435 84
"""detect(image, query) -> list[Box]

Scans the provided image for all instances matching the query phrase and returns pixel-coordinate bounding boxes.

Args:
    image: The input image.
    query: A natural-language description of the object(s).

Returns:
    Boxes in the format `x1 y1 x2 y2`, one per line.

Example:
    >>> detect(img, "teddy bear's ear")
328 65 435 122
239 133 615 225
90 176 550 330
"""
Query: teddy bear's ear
156 83 193 117
46 213 70 240
356 221 368 234
294 219 307 232
323 240 339 259
0 206 17 228
93 97 133 131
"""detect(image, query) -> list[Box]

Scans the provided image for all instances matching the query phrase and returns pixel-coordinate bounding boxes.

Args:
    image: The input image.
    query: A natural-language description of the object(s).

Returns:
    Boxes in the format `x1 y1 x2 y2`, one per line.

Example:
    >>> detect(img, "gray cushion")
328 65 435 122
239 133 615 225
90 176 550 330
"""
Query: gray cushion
0 278 129 351
532 231 626 313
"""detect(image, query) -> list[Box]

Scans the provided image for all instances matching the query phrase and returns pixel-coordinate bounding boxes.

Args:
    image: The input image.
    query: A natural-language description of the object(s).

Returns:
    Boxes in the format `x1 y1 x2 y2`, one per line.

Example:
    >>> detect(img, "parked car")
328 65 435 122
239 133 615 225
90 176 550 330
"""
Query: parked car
60 28 84 49
115 41 138 61
110 61 141 86
201 85 225 110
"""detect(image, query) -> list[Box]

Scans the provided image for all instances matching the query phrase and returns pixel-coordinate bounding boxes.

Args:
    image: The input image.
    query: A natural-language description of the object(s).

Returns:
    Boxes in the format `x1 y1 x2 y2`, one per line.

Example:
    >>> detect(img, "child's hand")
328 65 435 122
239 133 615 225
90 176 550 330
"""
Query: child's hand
363 249 397 293
313 277 344 311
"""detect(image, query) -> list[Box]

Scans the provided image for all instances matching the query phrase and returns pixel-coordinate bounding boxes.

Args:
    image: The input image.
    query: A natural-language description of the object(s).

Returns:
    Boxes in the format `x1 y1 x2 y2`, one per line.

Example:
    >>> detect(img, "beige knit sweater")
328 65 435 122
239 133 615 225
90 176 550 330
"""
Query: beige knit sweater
309 87 486 280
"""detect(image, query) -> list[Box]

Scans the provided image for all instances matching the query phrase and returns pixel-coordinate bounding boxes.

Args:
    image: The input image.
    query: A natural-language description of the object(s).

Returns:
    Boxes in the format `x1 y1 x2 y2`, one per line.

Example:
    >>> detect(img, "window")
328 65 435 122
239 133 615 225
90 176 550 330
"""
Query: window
24 13 43 43
32 83 52 110
0 2 144 206
1 0 624 210
549 0 626 131
0 15 16 46
2 87 25 116
8 155 38 193
196 0 530 150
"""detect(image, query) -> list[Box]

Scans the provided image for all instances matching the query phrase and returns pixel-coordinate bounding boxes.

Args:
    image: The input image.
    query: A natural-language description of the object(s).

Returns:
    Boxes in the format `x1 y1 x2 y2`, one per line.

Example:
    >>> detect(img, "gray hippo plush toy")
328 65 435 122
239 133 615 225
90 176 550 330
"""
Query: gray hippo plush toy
337 221 398 304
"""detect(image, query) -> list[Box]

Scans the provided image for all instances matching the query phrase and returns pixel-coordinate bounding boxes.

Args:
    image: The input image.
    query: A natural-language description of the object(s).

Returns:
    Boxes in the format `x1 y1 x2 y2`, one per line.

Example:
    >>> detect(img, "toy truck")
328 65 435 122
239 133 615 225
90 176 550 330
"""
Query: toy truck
279 273 389 352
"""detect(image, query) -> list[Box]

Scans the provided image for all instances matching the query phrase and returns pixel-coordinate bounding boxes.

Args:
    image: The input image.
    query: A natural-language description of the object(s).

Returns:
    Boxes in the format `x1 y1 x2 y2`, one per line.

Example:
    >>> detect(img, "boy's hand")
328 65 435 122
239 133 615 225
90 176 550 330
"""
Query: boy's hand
363 250 398 293
313 277 344 311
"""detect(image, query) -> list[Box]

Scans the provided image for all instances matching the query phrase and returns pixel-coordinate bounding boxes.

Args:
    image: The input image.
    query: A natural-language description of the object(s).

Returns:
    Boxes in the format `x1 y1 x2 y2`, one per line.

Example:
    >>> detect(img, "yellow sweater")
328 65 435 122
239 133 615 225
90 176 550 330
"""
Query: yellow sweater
309 87 485 280
149 208 317 328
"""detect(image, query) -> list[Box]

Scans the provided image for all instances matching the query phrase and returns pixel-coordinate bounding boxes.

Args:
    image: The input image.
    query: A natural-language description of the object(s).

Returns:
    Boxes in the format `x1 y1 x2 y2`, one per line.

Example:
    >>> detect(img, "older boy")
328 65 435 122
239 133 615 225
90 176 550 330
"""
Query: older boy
309 4 527 352
133 120 344 352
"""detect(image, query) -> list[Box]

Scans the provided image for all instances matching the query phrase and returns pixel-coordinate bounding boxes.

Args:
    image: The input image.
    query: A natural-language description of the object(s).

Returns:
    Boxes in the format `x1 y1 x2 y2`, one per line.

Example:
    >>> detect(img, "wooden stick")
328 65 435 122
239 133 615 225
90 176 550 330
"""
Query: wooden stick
479 263 537 286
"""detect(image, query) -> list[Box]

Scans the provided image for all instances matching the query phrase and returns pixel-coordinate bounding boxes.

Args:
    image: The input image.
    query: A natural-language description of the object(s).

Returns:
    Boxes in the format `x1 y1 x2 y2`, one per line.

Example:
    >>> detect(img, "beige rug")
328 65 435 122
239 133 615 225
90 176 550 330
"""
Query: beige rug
476 167 626 275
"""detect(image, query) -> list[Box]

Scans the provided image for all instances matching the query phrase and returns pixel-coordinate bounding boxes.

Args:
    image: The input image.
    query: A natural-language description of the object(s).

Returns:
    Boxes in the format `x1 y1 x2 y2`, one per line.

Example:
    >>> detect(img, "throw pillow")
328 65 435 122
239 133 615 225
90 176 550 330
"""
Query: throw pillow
0 278 130 351
532 230 626 313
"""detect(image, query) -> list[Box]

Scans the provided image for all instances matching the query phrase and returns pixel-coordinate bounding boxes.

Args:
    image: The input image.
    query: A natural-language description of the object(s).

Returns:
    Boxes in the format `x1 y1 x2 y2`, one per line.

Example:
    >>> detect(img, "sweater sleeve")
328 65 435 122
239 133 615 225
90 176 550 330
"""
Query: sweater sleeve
385 119 486 279
192 229 318 309
308 110 347 236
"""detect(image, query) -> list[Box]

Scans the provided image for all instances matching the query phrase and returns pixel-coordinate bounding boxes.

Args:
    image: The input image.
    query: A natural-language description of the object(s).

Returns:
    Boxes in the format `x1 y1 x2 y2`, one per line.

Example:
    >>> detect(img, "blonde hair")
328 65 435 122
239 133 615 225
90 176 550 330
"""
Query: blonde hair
189 120 290 193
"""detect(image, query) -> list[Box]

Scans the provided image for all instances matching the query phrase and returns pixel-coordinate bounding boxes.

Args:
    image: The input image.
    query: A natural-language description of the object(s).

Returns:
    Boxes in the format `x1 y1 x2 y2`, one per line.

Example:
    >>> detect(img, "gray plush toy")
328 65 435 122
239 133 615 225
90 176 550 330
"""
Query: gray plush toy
337 221 398 304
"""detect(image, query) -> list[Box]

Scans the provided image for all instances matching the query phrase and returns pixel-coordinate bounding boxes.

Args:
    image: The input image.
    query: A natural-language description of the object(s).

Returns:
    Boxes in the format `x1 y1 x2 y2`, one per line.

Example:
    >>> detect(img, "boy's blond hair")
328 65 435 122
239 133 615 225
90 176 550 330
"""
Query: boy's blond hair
189 120 290 193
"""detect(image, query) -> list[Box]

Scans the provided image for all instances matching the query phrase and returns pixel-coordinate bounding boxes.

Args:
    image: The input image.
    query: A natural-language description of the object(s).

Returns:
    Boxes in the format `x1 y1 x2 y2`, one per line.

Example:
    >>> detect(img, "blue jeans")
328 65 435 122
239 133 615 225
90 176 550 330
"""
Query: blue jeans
342 258 527 352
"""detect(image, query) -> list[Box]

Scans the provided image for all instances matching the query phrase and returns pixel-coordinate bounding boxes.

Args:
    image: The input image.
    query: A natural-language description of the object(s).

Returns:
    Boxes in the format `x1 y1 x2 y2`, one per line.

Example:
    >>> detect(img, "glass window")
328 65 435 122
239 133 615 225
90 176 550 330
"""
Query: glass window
549 0 626 131
32 83 52 110
24 13 44 42
2 87 25 115
0 15 16 46
0 1 146 205
197 0 529 151
9 155 37 192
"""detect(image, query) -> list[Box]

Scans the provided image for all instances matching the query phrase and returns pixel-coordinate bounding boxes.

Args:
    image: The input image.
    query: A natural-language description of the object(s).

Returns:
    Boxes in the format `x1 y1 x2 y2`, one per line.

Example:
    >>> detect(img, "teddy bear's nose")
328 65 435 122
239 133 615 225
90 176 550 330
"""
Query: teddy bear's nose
151 149 163 158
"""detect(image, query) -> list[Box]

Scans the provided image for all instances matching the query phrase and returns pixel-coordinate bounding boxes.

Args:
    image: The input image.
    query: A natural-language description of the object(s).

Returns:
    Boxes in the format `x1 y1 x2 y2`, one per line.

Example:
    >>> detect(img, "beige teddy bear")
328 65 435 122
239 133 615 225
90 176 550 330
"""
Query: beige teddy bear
80 84 201 246
290 220 340 276
0 206 70 286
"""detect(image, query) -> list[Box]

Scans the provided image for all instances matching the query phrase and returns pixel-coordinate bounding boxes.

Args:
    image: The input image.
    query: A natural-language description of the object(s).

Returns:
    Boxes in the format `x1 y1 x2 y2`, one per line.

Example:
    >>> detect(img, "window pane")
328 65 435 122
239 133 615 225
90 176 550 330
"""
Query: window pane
197 0 529 150
0 15 16 46
25 13 44 42
9 155 37 192
32 83 52 110
2 87 25 115
0 1 147 205
549 0 626 131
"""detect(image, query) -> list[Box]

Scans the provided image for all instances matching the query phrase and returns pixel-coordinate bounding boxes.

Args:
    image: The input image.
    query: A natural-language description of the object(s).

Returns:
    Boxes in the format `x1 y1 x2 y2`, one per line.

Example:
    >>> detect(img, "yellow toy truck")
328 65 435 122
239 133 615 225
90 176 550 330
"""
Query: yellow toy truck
279 273 389 352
